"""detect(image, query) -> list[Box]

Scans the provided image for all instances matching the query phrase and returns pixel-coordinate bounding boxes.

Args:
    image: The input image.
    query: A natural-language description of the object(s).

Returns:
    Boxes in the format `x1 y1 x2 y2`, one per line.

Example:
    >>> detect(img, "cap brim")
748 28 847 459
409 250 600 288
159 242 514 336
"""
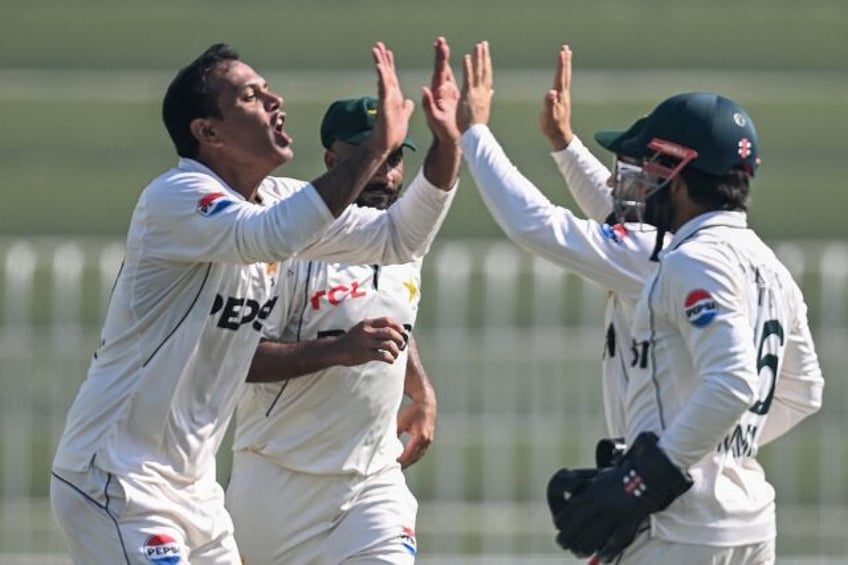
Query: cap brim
594 129 628 151
342 131 417 151
593 117 648 156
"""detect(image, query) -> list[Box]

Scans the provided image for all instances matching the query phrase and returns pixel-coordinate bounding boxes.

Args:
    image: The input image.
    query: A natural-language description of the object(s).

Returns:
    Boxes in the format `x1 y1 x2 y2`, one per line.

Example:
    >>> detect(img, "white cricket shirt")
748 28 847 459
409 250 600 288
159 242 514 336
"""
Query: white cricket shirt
631 210 824 545
52 158 455 483
462 125 823 546
461 125 659 436
233 256 422 476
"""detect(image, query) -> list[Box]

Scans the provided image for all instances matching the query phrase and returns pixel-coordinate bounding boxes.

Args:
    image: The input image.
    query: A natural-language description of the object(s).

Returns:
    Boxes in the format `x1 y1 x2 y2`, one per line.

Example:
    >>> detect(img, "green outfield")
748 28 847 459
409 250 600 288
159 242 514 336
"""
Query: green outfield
1 0 846 240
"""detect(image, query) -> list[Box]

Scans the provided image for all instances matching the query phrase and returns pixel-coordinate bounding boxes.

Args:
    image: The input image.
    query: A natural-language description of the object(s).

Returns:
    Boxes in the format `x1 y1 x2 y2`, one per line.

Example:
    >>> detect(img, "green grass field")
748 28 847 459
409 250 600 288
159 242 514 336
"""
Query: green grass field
0 0 846 240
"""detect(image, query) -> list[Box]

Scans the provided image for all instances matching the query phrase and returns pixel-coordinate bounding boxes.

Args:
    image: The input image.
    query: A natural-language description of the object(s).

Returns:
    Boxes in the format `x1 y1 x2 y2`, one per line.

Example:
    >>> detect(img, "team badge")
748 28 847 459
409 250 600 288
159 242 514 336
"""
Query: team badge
683 289 718 328
403 279 419 303
196 192 233 217
142 534 183 564
600 223 629 244
737 138 752 159
399 526 417 556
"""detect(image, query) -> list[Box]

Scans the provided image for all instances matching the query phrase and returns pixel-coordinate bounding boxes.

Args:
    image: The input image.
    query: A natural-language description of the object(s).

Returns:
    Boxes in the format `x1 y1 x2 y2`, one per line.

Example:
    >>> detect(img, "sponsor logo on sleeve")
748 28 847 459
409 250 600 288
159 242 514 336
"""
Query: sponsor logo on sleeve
600 223 629 244
399 526 417 556
196 192 233 217
684 289 718 328
142 534 183 564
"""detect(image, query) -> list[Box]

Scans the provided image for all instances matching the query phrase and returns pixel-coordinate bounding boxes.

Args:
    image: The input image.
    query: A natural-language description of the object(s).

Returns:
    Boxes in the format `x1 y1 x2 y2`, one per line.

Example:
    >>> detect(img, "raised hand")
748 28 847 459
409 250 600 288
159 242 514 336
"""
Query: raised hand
422 37 461 145
420 36 462 190
370 42 416 155
458 40 494 132
539 44 574 151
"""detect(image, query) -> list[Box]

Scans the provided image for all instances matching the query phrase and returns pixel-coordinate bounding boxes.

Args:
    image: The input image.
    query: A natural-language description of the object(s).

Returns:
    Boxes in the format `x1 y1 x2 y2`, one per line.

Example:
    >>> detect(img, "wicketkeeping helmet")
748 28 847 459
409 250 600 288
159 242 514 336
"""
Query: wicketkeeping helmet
594 92 760 261
595 92 760 178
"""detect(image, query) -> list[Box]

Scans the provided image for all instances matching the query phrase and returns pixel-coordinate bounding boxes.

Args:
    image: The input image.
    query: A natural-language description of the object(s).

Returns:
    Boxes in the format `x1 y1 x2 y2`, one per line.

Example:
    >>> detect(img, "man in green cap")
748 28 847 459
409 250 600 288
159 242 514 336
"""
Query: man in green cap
225 37 460 564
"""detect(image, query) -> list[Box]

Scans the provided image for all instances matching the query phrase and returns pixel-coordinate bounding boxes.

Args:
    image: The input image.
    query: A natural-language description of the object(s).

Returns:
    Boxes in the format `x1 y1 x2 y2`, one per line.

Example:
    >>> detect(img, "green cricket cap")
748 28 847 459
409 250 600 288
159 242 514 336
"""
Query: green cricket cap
320 96 416 151
594 92 760 177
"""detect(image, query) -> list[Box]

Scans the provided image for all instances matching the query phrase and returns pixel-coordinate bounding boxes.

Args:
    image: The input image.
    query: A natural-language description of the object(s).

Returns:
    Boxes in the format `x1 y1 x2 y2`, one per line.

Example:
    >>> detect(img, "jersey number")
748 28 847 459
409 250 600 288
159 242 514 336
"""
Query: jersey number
748 320 784 415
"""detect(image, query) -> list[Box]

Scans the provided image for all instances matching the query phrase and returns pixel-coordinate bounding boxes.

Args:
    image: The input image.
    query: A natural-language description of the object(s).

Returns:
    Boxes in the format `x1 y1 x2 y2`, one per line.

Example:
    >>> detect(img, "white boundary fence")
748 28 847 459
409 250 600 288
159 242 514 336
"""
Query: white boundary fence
1 237 846 560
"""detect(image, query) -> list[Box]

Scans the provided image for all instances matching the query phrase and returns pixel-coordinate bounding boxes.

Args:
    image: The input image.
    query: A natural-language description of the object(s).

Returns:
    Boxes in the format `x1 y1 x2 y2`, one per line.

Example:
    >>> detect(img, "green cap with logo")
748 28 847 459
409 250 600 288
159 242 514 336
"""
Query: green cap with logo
320 96 416 151
594 92 760 177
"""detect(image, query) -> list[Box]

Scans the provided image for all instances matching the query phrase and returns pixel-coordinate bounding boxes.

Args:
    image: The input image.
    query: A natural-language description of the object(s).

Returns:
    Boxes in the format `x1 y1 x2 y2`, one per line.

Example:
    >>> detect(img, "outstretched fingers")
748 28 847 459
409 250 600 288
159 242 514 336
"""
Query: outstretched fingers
555 44 572 95
539 43 574 150
457 40 494 131
371 42 414 152
422 36 460 142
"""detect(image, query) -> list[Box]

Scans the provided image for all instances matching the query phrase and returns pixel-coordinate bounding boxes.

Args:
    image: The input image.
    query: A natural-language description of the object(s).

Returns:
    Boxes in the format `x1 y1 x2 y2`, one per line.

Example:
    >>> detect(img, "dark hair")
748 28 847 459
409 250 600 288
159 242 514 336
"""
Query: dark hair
680 166 750 212
161 43 240 158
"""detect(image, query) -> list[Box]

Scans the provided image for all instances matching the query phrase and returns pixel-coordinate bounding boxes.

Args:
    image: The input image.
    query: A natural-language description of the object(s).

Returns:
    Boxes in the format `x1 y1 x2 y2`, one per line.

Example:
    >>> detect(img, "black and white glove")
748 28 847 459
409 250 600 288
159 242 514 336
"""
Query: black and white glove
550 432 693 562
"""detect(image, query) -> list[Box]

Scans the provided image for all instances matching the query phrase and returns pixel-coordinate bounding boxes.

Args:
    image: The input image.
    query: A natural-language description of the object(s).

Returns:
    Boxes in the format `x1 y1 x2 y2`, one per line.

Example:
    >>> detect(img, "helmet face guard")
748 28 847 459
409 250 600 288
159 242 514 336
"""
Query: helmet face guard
611 138 698 227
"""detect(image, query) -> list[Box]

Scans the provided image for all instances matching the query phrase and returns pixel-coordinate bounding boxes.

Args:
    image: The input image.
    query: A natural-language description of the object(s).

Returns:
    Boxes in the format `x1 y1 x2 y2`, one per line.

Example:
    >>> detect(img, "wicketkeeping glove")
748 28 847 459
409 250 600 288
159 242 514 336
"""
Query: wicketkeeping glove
546 437 626 534
552 432 693 562
546 467 599 525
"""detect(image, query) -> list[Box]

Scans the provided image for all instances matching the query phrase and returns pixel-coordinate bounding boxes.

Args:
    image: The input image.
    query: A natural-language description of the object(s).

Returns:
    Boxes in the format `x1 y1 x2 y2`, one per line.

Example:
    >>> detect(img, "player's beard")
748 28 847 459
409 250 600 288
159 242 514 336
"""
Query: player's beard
356 181 402 210
644 184 673 261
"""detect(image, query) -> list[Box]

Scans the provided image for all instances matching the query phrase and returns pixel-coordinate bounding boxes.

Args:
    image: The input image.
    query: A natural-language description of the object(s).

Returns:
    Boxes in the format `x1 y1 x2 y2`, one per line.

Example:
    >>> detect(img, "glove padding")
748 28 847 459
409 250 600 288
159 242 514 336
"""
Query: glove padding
546 467 598 524
546 437 626 539
552 432 693 562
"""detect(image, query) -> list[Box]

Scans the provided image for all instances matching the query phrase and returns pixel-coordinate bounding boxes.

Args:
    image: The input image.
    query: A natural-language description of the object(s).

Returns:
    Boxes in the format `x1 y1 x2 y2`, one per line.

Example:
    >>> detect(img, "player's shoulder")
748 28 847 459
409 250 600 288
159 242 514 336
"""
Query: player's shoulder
660 236 728 282
140 163 233 214
260 176 311 201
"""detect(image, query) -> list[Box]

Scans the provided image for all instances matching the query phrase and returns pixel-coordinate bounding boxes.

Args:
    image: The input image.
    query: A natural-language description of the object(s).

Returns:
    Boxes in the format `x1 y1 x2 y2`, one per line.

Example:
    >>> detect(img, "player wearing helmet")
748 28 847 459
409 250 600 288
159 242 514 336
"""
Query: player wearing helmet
456 40 823 565
549 82 823 565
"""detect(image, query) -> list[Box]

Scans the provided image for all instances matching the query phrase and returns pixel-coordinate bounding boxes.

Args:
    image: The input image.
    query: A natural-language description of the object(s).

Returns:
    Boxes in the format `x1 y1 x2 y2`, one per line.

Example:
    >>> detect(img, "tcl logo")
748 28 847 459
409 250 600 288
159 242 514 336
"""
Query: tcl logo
210 294 278 331
310 281 367 310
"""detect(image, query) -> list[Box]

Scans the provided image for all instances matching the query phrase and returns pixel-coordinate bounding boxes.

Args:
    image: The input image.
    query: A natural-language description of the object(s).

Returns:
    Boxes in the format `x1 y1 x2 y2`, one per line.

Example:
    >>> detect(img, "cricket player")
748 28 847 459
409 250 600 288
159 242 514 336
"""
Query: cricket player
459 42 824 564
548 93 824 563
459 42 662 440
49 40 460 564
226 85 452 563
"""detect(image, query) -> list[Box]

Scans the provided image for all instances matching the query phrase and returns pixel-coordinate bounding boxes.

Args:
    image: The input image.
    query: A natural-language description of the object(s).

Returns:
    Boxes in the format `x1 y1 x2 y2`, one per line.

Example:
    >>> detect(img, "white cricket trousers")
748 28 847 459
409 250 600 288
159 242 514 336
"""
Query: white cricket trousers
226 450 418 565
614 528 776 564
50 464 240 564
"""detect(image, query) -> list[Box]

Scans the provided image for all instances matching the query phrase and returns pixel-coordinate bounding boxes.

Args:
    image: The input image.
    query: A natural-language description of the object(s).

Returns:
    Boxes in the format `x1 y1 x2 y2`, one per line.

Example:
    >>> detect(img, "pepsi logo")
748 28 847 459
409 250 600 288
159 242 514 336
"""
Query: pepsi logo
197 192 233 217
399 526 417 556
684 289 718 328
142 534 182 564
600 223 629 244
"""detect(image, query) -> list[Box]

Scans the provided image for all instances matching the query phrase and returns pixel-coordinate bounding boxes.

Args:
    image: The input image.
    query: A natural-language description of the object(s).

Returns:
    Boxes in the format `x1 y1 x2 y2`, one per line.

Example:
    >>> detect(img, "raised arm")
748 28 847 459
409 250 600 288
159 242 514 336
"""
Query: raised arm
310 42 416 217
420 36 462 191
541 44 613 223
295 40 461 266
457 40 654 298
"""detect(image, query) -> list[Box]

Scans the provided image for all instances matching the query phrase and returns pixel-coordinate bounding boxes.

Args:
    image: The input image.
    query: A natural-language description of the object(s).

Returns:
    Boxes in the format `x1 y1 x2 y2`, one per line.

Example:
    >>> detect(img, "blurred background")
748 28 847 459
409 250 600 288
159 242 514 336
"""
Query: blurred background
1 0 846 562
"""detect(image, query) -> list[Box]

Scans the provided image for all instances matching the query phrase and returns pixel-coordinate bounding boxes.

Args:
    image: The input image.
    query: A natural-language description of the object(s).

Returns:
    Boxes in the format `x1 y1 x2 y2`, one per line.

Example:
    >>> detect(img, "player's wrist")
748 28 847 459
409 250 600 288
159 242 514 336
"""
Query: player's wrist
622 431 693 512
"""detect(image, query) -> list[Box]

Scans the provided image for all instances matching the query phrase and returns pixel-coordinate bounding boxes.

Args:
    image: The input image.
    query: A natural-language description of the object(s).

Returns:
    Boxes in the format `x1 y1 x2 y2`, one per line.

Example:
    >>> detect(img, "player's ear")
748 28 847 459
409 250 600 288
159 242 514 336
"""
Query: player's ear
191 119 219 146
324 150 337 170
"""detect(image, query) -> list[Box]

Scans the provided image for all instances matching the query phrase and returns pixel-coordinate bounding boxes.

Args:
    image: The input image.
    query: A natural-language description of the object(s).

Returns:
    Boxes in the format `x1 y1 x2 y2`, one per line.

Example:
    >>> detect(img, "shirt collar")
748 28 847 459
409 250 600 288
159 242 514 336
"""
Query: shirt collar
176 157 250 202
663 210 748 257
